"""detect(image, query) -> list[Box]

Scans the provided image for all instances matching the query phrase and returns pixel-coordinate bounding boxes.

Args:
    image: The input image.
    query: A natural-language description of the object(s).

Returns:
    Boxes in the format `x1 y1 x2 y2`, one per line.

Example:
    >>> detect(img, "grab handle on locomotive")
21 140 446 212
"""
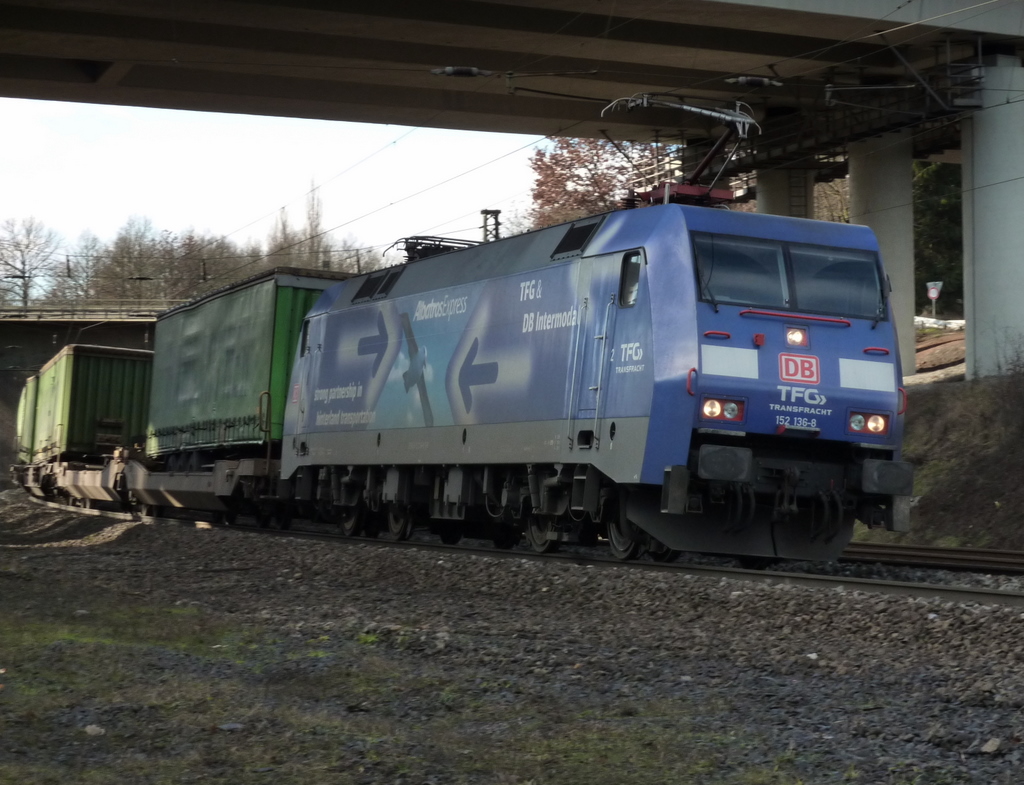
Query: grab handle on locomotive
257 390 272 435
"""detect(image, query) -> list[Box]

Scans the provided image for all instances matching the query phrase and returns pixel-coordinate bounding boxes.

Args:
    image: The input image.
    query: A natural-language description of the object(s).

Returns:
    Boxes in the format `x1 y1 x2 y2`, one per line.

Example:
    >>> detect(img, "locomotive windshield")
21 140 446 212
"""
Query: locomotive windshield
693 232 885 320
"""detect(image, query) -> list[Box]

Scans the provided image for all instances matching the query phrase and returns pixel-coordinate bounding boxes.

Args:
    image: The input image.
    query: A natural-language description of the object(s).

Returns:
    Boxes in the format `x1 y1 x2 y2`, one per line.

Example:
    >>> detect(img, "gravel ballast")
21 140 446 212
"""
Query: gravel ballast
3 490 1024 784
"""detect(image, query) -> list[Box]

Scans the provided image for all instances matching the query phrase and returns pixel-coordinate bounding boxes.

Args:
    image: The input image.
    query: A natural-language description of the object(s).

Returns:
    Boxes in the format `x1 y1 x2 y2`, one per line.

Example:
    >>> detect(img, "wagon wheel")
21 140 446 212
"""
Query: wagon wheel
525 515 559 554
386 505 414 541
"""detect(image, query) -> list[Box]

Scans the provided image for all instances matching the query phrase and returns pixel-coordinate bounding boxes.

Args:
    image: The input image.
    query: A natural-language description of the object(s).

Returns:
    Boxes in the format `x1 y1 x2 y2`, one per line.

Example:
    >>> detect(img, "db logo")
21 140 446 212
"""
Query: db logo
779 353 820 385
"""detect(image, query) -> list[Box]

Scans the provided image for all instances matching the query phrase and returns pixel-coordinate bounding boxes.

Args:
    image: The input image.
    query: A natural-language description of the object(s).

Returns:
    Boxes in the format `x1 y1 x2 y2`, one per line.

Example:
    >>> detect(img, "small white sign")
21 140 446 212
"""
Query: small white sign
927 281 943 301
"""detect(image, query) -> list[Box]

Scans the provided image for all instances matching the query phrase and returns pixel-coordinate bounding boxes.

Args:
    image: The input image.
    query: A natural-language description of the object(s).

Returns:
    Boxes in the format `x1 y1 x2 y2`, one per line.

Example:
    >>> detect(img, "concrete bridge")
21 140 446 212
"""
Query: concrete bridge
0 1 1022 375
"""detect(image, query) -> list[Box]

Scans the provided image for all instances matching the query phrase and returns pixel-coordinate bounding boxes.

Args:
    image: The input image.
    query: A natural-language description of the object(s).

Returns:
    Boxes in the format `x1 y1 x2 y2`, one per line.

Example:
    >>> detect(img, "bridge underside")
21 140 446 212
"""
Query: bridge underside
0 2 1011 171
2 2 1024 376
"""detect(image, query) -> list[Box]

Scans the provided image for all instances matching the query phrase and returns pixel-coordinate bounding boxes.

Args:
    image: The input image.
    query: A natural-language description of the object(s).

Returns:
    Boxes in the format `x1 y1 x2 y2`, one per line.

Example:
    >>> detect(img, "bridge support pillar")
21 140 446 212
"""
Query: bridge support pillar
962 55 1024 378
756 169 815 218
848 129 915 374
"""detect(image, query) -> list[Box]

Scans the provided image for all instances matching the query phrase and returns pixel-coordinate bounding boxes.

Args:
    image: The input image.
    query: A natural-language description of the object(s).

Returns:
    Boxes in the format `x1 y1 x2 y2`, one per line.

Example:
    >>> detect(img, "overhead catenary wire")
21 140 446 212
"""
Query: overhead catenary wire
193 130 559 287
166 8 620 284
35 0 1024 302
174 0 987 279
186 2 690 273
645 0 1024 187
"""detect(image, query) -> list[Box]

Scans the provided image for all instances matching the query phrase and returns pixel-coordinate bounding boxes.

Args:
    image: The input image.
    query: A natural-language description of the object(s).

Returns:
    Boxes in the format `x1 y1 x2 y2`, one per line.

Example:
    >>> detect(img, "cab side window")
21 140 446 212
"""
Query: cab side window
300 320 311 356
619 251 643 307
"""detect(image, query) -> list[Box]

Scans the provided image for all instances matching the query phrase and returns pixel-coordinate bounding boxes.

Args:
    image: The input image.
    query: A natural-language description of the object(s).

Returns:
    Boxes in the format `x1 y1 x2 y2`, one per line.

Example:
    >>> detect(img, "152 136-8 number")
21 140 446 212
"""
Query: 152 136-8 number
776 415 817 428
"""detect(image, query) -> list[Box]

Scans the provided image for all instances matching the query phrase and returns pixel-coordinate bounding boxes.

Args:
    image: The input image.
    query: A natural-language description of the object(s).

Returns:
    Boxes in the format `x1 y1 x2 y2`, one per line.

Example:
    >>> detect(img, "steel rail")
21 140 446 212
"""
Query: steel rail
230 524 1024 608
18 497 1024 609
842 542 1024 574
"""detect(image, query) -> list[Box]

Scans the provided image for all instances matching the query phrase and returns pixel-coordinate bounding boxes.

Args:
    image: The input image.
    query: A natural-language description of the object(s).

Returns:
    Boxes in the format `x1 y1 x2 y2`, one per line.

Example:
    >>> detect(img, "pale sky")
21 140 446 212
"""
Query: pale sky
0 97 542 264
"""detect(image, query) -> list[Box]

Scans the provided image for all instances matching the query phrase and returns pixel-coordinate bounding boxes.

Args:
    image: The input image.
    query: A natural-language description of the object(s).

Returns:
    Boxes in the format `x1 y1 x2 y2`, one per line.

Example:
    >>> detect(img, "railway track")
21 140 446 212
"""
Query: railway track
842 542 1024 574
22 496 1024 609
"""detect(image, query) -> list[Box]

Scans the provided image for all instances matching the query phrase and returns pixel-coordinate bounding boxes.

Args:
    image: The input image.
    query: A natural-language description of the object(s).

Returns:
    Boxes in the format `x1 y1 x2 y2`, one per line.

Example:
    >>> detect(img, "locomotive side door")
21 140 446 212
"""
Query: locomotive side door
572 253 621 449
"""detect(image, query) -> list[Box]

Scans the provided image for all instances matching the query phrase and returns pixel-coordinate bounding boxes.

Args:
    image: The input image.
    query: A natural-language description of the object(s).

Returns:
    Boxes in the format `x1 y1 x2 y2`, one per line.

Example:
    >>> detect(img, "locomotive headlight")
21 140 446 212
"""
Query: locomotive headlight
786 327 808 347
867 414 888 433
848 412 890 436
703 399 722 418
702 397 746 422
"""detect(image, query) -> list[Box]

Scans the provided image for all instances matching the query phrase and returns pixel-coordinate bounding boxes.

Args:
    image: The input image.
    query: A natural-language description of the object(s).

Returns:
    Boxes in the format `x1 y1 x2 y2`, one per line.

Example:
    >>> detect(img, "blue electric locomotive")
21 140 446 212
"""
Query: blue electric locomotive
280 203 913 561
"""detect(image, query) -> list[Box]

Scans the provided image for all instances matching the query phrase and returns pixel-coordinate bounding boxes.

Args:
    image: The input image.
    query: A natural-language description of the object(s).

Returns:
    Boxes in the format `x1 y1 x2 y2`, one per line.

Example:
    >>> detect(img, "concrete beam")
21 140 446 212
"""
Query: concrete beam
848 130 916 373
756 169 815 219
729 0 1024 36
962 56 1024 378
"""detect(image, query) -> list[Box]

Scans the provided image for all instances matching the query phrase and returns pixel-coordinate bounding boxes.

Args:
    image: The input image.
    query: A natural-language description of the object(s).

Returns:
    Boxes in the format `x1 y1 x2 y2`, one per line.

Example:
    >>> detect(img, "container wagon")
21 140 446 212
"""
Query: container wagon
15 344 152 504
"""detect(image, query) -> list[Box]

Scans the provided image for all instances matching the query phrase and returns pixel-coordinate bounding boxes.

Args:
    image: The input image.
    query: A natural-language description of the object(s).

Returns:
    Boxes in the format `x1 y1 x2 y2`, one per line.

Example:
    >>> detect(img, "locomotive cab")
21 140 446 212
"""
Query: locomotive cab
626 206 913 559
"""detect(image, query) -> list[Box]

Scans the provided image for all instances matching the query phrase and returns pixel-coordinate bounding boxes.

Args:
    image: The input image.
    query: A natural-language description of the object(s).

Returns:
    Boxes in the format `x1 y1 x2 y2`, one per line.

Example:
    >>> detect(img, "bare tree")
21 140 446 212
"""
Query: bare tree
45 231 105 305
815 178 849 223
0 217 62 306
298 184 337 270
332 234 382 274
266 208 300 269
95 216 163 303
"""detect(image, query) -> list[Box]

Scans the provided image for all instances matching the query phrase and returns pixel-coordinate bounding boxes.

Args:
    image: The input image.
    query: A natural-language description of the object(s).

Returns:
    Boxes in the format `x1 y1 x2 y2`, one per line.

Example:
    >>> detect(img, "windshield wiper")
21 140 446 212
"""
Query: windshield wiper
700 271 720 313
705 285 720 313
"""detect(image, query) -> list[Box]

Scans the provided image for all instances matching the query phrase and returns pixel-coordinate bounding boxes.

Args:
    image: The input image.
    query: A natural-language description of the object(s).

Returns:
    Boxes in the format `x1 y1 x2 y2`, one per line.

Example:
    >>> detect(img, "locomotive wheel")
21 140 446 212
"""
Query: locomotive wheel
339 505 364 537
525 515 559 554
607 517 642 561
647 540 681 563
386 505 414 541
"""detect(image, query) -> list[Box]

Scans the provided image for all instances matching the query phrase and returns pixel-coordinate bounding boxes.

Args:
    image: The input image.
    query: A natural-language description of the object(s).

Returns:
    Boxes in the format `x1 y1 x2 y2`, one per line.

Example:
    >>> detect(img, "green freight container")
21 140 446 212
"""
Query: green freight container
15 375 38 465
32 345 153 462
147 267 349 457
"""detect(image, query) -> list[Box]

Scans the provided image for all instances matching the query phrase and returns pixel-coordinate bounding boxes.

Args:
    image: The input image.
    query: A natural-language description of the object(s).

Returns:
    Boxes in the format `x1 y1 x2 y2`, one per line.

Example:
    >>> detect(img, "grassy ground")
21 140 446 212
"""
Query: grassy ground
0 560 819 785
856 357 1024 550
